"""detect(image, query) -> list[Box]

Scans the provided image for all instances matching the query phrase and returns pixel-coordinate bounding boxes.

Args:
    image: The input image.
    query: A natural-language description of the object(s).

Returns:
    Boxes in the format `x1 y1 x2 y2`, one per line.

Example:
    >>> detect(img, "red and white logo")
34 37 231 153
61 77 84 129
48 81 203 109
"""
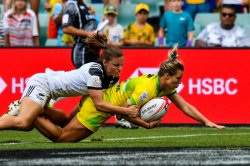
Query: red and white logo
0 77 7 94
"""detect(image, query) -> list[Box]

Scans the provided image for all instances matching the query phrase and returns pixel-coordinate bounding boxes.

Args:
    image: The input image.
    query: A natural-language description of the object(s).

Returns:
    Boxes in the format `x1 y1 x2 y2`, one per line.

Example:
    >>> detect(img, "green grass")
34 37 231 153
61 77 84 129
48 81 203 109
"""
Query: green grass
1 126 250 150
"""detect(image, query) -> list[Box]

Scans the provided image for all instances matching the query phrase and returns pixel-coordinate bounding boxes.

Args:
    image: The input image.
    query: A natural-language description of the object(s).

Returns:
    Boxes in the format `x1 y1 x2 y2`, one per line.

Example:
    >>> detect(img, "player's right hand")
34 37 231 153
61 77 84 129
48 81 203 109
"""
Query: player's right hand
127 105 139 118
147 120 161 129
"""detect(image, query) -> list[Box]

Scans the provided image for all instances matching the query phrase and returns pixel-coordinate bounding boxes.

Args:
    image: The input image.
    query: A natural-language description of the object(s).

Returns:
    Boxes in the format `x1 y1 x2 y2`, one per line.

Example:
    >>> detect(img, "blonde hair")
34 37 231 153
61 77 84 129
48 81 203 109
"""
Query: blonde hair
158 44 184 76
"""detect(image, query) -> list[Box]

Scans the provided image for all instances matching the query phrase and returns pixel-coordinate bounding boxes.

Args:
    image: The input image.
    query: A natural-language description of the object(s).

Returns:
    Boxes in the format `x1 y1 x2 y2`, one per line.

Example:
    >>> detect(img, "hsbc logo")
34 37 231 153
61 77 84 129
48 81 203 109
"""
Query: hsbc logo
0 77 7 94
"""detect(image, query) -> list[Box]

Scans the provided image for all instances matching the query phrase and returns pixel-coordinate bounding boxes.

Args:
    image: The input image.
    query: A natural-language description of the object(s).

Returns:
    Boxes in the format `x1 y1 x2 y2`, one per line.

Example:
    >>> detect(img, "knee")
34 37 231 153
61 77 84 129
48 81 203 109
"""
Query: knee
15 118 33 131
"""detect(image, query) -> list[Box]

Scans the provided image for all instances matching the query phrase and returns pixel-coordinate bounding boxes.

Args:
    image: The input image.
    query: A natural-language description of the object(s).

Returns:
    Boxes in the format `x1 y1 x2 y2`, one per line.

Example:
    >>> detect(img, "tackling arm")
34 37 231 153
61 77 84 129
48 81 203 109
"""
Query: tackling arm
89 89 139 118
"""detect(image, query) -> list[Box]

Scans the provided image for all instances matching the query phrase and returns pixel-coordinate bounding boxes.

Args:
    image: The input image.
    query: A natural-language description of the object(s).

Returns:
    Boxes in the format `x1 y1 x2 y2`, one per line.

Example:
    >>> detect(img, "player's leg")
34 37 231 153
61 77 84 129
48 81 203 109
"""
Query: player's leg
43 106 68 127
34 116 63 142
0 73 51 131
56 116 93 142
35 114 93 142
0 97 42 130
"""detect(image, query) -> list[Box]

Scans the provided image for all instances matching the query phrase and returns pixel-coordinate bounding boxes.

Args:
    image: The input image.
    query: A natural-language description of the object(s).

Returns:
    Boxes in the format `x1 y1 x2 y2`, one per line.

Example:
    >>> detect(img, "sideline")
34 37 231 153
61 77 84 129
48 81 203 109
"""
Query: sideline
102 132 250 141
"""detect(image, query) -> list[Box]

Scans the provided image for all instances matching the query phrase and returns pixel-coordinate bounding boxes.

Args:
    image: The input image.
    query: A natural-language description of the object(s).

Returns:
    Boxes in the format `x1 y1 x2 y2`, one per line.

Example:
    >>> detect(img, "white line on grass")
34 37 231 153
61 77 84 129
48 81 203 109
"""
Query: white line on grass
102 133 250 141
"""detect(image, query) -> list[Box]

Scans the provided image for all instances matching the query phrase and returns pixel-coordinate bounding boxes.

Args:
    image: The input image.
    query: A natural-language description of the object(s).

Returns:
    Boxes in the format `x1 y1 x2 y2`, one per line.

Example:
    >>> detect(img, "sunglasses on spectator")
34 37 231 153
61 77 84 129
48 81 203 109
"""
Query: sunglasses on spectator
221 13 235 17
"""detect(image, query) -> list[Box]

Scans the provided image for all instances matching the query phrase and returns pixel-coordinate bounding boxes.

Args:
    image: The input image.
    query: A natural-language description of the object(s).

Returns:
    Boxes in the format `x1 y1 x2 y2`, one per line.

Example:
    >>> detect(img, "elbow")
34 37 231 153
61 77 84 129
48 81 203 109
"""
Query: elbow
94 102 105 111
62 27 71 34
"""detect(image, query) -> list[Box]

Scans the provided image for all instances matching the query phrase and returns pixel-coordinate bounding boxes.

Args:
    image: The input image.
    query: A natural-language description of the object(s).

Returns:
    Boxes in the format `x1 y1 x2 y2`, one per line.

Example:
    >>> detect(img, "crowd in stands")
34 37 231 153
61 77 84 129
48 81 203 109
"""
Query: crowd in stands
0 0 250 47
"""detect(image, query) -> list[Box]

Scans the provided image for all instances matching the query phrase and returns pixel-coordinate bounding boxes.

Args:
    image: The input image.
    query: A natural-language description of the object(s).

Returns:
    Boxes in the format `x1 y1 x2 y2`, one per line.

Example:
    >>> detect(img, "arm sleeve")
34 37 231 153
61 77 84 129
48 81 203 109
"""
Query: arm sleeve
86 64 103 89
187 14 195 32
53 4 62 15
2 12 9 35
62 2 77 28
31 10 39 36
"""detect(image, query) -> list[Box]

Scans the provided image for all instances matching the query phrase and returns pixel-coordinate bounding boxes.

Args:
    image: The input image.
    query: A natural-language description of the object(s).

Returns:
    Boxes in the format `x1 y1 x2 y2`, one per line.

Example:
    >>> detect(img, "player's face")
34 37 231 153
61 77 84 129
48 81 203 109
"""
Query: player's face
161 69 183 90
104 56 124 77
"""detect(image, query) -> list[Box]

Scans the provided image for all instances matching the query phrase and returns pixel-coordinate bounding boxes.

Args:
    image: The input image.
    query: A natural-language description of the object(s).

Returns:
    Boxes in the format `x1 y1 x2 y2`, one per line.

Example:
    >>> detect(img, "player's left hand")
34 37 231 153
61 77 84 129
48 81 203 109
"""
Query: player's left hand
205 121 225 129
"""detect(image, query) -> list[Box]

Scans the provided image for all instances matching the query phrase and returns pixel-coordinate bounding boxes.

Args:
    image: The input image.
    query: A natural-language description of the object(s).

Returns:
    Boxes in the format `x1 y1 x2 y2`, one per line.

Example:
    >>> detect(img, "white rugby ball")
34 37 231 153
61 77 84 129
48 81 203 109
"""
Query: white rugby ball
140 98 168 122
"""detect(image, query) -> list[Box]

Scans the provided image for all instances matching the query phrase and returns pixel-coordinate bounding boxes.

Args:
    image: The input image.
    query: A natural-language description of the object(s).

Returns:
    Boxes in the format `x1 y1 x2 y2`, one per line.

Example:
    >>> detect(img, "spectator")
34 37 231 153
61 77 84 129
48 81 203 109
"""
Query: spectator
158 0 194 47
102 0 119 9
3 0 41 33
53 0 66 46
124 3 155 47
195 5 250 47
44 0 61 39
62 0 98 68
0 6 4 46
3 0 39 46
62 33 74 46
184 0 211 20
217 0 249 13
103 4 124 47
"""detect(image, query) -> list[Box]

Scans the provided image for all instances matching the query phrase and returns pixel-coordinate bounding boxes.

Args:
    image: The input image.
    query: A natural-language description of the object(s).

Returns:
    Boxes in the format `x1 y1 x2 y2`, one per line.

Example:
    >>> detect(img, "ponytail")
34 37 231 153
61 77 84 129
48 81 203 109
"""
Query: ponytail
158 44 184 76
83 32 123 62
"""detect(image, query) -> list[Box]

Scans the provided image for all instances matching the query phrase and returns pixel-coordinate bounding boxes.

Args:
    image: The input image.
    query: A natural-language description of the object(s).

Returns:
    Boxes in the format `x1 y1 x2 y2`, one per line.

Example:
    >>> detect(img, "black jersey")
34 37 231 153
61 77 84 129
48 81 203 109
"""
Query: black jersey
62 1 97 43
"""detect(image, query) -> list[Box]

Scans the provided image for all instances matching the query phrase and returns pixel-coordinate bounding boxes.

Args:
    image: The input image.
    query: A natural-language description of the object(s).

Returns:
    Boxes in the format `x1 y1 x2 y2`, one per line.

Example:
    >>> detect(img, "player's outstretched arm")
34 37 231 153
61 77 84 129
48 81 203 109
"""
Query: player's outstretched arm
169 93 225 129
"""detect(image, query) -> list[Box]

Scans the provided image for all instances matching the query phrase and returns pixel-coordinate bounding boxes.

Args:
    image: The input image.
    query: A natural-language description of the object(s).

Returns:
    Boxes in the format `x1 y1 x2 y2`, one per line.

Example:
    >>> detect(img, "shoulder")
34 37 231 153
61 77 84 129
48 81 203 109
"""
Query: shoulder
182 11 192 17
4 9 13 17
127 22 136 30
205 22 219 30
145 23 154 30
26 9 36 17
116 24 124 30
87 62 104 75
64 1 77 13
234 25 248 36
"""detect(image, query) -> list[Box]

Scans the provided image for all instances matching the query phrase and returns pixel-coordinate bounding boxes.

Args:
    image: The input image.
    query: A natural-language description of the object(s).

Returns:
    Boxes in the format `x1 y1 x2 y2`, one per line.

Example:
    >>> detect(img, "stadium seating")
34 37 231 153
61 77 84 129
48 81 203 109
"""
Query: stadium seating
39 0 47 13
243 24 250 36
194 13 250 31
194 13 220 30
38 13 49 46
117 3 137 28
91 3 104 22
45 39 58 46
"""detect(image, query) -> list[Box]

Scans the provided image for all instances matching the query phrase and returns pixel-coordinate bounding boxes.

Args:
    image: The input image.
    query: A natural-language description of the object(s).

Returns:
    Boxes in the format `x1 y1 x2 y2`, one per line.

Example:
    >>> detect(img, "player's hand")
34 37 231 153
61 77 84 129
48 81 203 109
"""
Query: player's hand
205 121 225 129
86 31 97 38
126 105 139 118
147 120 161 129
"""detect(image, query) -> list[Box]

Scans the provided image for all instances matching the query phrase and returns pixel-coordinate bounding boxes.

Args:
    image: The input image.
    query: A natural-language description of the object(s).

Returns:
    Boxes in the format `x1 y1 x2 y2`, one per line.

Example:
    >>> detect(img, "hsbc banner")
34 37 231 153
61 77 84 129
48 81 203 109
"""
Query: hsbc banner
0 48 249 124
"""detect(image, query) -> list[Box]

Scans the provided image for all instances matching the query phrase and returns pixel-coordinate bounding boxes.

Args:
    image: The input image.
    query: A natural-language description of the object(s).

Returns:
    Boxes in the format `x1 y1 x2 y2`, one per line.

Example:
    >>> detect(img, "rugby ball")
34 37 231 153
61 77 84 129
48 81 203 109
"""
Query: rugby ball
139 98 168 122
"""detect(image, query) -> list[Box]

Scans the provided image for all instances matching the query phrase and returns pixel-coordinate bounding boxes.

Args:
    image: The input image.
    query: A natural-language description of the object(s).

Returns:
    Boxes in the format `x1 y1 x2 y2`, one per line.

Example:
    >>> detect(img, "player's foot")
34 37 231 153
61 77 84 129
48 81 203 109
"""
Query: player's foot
115 119 138 129
2 100 21 117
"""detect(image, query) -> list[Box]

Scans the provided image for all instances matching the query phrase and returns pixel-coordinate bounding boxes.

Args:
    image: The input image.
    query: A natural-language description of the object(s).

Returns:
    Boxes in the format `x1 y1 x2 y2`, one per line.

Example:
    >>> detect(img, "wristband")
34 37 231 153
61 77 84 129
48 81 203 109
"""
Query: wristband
186 40 192 47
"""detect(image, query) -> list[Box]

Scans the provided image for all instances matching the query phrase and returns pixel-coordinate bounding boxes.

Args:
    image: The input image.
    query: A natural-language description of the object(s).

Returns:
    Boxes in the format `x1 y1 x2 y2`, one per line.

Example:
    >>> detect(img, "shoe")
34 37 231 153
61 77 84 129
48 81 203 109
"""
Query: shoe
115 119 139 129
2 100 21 117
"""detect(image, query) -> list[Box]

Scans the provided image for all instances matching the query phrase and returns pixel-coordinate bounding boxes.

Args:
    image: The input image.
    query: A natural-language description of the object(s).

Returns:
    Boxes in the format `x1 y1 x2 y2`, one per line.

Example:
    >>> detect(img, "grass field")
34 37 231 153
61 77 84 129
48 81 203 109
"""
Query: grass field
1 126 250 165
1 126 250 150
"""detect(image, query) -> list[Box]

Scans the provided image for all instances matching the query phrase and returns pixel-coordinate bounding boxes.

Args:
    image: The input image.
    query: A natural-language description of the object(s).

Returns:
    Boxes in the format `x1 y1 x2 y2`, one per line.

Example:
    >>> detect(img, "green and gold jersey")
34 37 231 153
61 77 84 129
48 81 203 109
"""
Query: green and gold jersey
104 74 176 108
77 74 177 132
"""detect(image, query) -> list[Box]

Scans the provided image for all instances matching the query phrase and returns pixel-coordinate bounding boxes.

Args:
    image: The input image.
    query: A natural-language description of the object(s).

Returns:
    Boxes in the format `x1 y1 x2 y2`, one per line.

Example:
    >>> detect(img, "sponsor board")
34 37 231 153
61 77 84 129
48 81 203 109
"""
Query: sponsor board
0 48 249 124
